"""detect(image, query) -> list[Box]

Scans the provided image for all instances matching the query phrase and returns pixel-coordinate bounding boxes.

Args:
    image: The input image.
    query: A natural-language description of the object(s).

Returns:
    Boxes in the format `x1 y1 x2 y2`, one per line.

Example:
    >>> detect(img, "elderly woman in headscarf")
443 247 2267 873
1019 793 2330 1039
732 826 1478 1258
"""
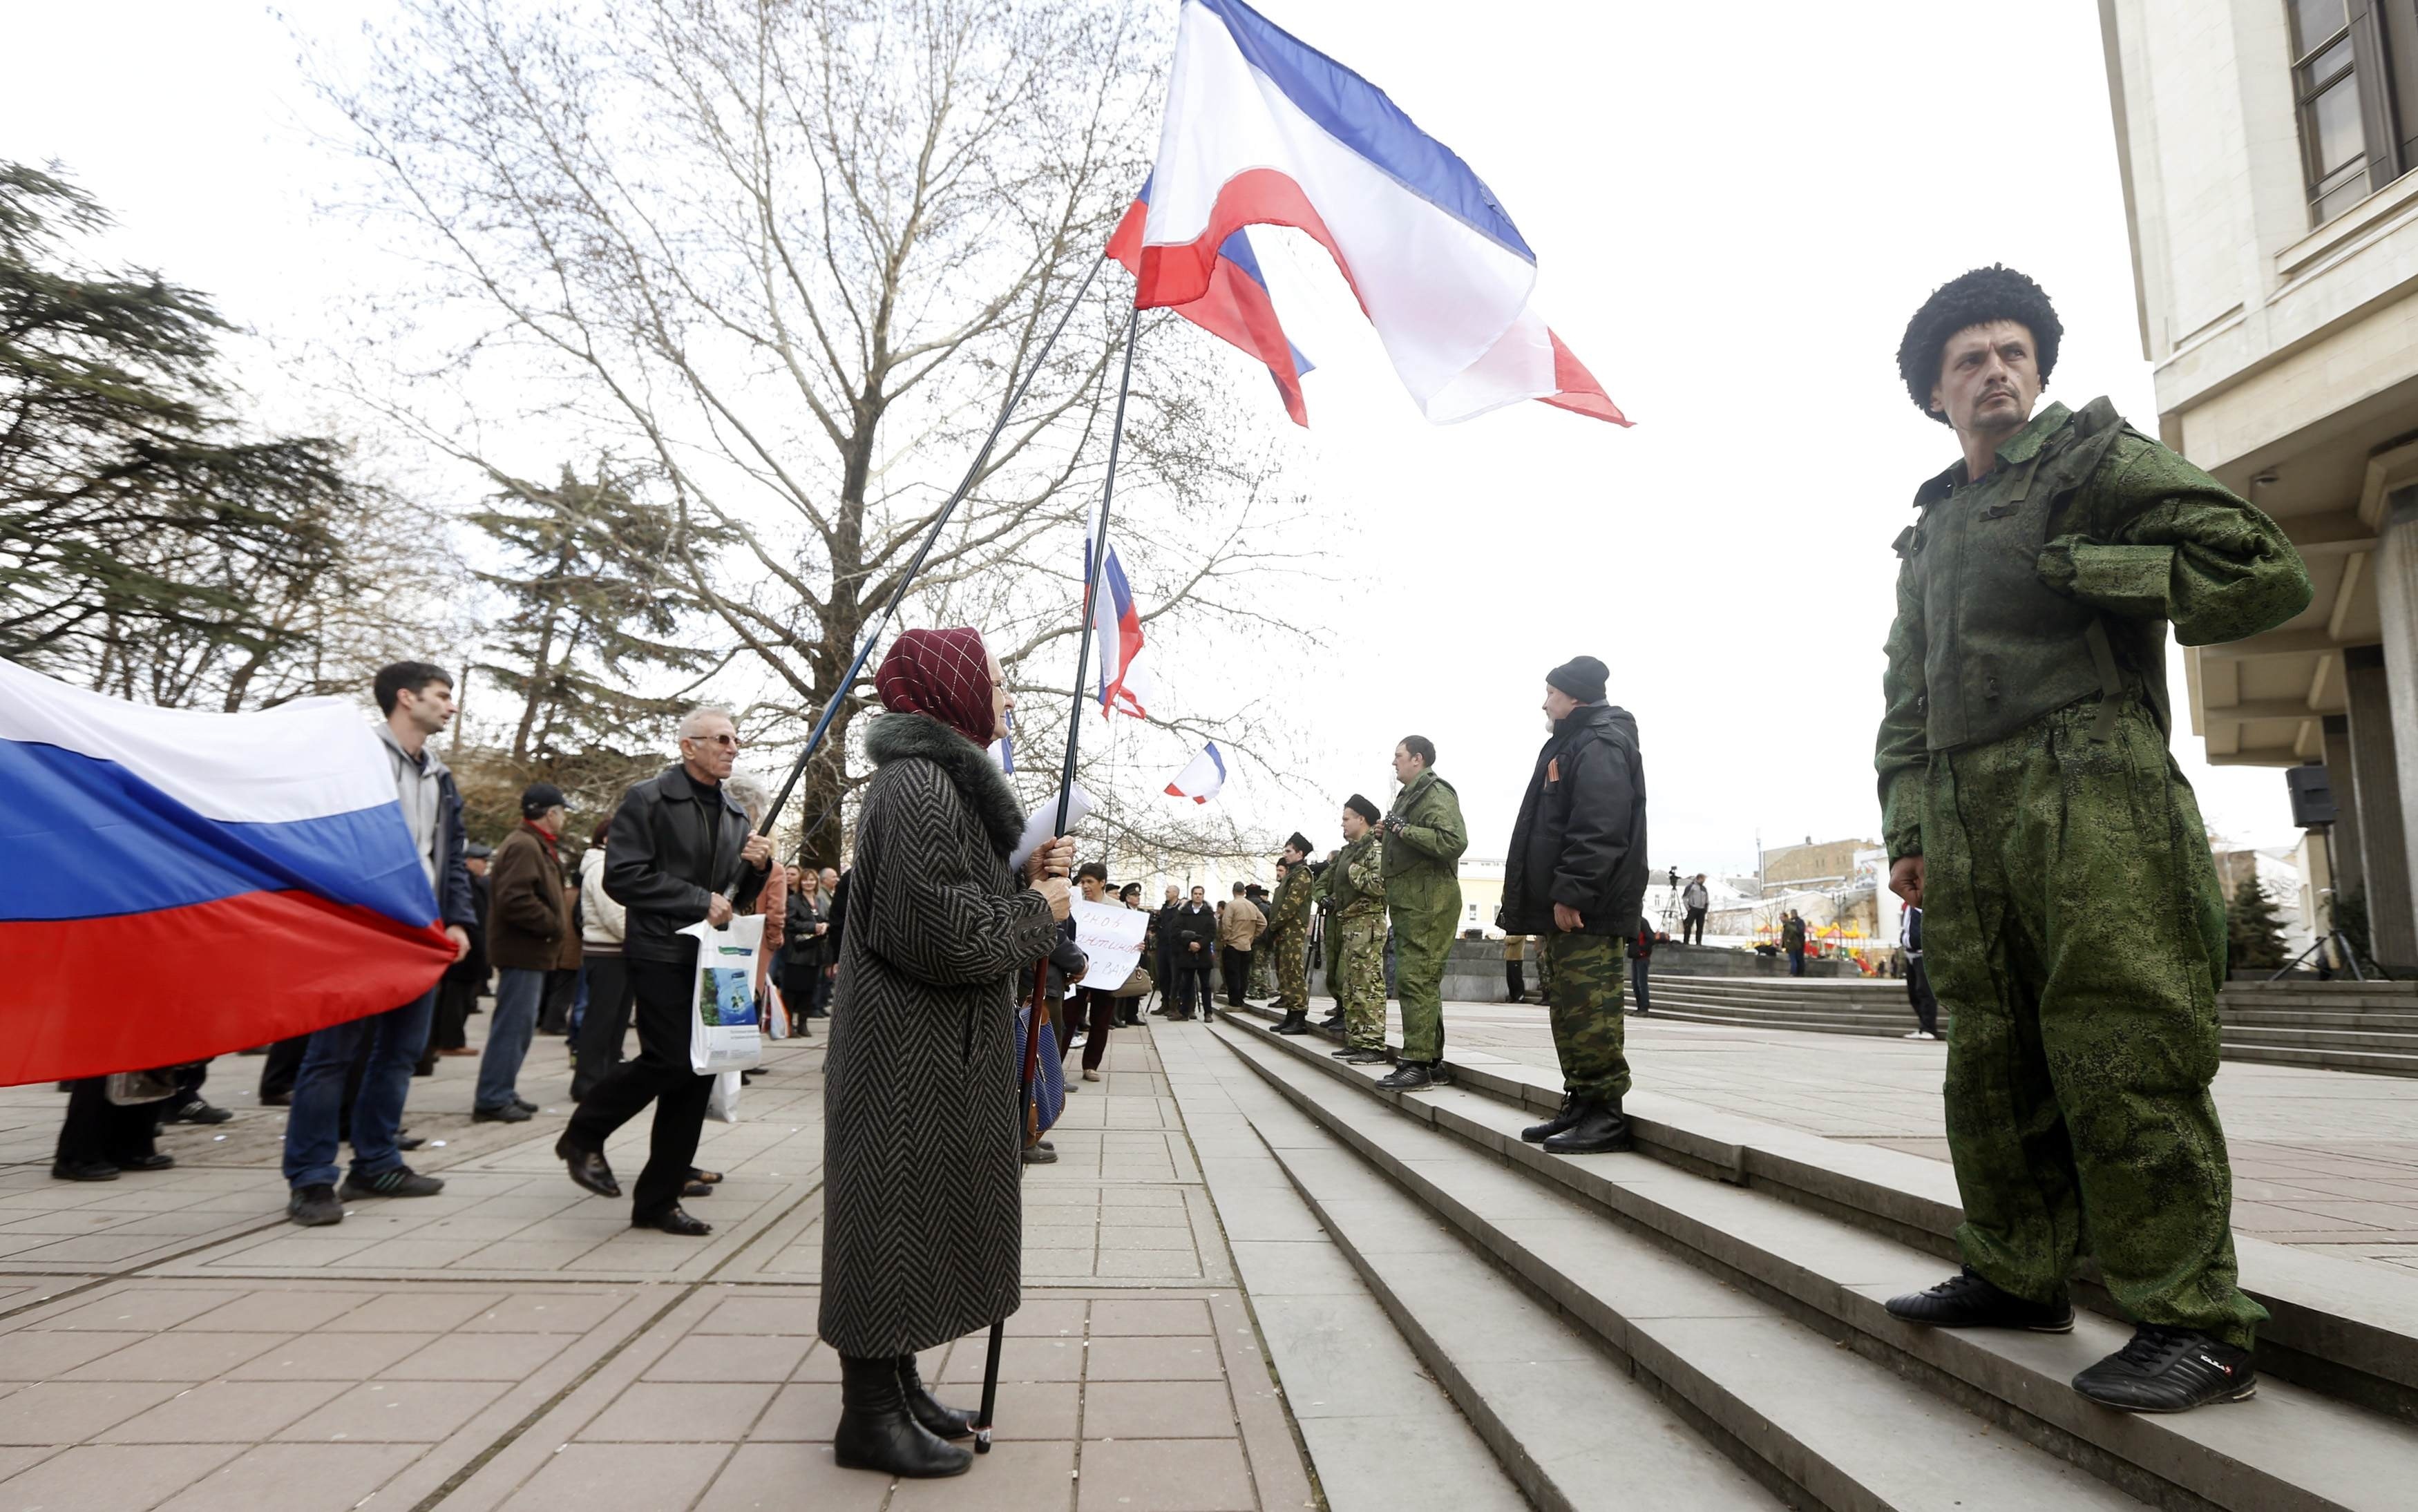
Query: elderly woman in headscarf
819 626 1072 1480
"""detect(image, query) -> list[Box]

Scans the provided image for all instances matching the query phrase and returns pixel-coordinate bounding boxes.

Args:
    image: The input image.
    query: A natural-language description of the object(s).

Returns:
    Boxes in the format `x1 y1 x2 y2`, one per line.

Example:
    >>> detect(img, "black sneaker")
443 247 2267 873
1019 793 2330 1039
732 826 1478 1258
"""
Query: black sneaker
1374 1061 1434 1091
288 1183 344 1226
162 1098 234 1125
513 1096 539 1113
473 1104 533 1123
1884 1267 2073 1332
2072 1326 2256 1413
339 1165 445 1200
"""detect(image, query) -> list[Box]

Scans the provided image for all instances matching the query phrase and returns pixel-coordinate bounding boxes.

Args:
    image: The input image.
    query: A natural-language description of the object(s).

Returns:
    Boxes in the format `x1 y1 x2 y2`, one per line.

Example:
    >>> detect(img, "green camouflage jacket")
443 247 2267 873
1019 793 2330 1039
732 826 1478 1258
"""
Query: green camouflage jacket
1319 831 1387 919
1876 399 2310 861
1383 769 1467 921
1268 857 1316 939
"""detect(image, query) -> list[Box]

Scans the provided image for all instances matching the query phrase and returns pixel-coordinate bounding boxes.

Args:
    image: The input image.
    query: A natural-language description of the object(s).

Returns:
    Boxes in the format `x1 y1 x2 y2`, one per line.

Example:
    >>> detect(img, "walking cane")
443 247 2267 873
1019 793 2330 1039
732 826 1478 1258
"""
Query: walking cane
972 303 1142 1453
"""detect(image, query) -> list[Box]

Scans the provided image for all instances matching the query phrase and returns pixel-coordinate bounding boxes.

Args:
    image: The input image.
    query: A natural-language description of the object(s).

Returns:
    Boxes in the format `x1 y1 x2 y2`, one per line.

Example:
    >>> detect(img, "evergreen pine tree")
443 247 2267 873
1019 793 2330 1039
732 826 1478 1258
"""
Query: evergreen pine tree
467 465 723 773
2226 871 2287 973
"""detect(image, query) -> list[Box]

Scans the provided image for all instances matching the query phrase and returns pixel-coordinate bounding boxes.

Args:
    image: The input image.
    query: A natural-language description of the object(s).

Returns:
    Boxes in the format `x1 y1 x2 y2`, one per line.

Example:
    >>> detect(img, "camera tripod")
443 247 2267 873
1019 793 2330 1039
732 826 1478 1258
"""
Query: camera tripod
2269 928 2388 982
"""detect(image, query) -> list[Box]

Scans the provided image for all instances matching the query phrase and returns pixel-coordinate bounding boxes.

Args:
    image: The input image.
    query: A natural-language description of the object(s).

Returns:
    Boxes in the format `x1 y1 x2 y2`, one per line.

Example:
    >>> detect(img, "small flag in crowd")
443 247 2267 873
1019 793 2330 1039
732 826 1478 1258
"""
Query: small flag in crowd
0 658 456 1086
1109 175 1314 425
1121 0 1626 427
1087 539 1157 720
989 709 1015 772
1165 742 1227 804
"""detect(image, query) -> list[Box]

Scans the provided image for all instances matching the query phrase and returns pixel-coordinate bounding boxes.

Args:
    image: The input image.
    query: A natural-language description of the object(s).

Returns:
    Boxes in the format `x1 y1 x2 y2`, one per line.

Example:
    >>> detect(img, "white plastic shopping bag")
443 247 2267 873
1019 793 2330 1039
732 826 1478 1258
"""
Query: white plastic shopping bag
706 1068 743 1123
679 915 765 1074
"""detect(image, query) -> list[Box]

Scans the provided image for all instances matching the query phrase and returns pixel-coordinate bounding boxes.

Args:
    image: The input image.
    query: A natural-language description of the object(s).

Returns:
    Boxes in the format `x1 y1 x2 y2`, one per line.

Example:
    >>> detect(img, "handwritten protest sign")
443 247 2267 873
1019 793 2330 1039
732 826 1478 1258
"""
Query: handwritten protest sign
1071 898 1148 991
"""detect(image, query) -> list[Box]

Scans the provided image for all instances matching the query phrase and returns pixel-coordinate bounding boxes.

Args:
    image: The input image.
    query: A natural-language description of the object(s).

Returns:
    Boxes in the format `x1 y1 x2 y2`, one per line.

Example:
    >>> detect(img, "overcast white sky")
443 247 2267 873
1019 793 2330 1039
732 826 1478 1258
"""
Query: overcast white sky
0 0 2310 878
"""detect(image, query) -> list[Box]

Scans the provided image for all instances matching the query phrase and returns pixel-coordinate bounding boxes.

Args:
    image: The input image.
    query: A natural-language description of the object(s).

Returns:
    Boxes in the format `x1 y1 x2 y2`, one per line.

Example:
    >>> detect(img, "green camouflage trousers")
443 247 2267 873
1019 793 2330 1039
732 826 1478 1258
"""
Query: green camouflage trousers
1541 932 1630 1103
1336 913 1388 1049
1924 696 2266 1350
1250 945 1277 999
1270 926 1310 1013
1390 898 1458 1062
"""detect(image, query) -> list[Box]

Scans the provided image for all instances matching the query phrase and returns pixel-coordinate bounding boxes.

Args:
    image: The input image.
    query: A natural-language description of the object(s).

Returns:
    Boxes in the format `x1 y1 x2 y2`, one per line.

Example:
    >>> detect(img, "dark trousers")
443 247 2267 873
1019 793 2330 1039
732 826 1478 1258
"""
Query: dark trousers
1788 948 1805 976
573 954 638 1101
56 1078 162 1169
1174 958 1215 1015
1221 948 1251 1008
1069 990 1116 1071
1907 956 1939 1035
539 967 578 1035
1630 953 1652 1014
567 956 712 1221
260 1035 308 1102
1684 907 1707 946
429 976 478 1050
1505 960 1525 1002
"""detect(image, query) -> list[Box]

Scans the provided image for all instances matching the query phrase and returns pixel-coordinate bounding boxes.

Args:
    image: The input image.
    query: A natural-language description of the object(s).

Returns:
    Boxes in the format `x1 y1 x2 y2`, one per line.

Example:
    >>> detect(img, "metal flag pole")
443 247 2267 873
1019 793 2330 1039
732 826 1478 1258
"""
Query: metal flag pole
976 302 1142 1454
736 252 1112 877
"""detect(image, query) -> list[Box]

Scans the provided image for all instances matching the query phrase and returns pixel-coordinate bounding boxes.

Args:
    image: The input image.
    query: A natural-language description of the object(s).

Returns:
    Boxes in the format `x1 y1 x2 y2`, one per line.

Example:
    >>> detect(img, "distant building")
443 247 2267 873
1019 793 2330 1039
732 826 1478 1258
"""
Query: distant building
2099 3 2418 966
1759 836 1879 895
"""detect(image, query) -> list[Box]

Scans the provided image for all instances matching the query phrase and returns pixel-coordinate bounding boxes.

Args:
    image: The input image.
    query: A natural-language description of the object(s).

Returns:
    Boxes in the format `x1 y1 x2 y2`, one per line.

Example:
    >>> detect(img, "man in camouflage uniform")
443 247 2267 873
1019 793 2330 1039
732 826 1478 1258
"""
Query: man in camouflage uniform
1498 656 1647 1154
1321 796 1389 1063
1266 836 1320 1035
1375 736 1467 1090
1877 267 2310 1413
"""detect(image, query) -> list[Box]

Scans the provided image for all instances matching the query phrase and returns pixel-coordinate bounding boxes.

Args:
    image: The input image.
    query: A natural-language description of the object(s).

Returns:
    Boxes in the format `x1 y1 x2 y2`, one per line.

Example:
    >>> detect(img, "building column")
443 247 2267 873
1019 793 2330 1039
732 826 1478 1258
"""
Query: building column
2344 646 2417 966
2323 714 2364 900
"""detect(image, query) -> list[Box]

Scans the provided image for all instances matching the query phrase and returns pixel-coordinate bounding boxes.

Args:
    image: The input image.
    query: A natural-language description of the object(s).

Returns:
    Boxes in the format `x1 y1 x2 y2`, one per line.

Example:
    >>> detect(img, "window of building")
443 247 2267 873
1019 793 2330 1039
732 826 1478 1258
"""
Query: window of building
2287 0 2418 224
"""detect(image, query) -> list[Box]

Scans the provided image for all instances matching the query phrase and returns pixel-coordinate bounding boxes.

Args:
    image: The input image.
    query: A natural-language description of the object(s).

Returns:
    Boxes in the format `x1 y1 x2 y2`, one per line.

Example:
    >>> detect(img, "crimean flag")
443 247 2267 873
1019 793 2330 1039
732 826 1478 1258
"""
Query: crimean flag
1127 0 1626 427
0 658 456 1086
1109 173 1315 425
1086 539 1157 720
1165 743 1227 804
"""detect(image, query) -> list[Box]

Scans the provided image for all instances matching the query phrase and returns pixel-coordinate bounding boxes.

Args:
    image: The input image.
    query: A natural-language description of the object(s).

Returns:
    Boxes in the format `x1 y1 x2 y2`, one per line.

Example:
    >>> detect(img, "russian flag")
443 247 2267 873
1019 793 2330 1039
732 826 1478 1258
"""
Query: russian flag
1130 0 1626 427
0 659 457 1086
1165 743 1227 804
1110 176 1315 425
1086 540 1156 720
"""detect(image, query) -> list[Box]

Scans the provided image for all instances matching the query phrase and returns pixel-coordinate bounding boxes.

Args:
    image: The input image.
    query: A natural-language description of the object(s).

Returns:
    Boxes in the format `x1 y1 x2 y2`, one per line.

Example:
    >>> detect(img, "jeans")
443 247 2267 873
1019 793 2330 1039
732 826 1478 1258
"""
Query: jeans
1683 907 1707 946
567 955 712 1221
1629 953 1652 1013
1907 956 1939 1035
476 968 546 1112
1788 948 1805 977
282 988 435 1189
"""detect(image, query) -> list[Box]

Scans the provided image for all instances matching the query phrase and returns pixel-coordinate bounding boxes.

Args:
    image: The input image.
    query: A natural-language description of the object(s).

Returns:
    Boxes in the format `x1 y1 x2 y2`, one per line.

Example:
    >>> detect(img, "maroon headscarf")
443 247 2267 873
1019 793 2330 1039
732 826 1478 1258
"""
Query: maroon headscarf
875 626 997 747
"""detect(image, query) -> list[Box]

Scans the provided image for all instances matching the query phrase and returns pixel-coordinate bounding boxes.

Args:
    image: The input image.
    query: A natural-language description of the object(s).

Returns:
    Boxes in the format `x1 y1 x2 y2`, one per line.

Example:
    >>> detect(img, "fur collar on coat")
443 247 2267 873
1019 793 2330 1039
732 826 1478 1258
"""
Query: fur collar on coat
864 711 1026 857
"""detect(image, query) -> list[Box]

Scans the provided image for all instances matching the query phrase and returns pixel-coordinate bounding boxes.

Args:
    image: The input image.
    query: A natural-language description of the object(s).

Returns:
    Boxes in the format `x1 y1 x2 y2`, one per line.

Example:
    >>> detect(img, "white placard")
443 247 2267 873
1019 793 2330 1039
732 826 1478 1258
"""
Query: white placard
1007 782 1094 876
1071 898 1149 991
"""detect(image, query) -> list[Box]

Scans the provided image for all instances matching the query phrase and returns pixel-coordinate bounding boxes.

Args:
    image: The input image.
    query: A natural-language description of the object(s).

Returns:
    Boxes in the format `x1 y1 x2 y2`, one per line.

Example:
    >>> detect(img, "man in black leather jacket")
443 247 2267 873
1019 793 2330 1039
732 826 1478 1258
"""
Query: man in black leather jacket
558 707 770 1234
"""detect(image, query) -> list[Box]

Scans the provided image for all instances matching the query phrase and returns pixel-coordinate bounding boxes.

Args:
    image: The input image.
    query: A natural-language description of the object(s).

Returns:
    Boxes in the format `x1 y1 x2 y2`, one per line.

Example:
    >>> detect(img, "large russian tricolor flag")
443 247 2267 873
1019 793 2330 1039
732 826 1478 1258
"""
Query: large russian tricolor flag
1128 0 1626 427
0 659 457 1086
1109 176 1315 425
1086 539 1156 720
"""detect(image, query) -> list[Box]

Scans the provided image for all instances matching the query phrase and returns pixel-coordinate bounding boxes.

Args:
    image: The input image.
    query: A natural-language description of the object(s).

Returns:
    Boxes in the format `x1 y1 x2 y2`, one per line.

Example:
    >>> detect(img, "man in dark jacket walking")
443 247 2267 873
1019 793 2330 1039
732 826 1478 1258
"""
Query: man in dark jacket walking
1496 655 1647 1155
1168 886 1217 1020
558 707 770 1234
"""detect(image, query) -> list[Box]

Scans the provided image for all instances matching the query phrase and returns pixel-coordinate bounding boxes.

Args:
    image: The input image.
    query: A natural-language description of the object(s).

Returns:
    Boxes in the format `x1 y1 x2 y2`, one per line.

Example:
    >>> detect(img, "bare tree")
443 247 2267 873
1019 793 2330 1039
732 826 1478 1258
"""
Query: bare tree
316 0 1326 865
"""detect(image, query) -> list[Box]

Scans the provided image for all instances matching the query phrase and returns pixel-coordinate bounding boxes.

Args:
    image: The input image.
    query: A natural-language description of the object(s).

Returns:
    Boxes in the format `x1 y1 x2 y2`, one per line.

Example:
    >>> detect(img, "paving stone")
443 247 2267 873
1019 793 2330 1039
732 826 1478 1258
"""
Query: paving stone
321 1291 510 1332
0 1442 242 1512
935 1335 1085 1385
698 1439 886 1512
575 1381 777 1441
274 1378 510 1442
175 1293 375 1334
1088 1299 1212 1336
893 1437 1074 1512
455 1292 626 1332
59 1330 298 1382
95 1381 334 1444
0 1381 187 1444
640 1332 812 1383
38 1292 236 1334
154 1441 424 1512
691 1292 822 1335
0 1330 148 1380
493 1442 730 1512
1076 1437 1253 1511
224 1332 436 1381
381 1330 578 1382
1083 1335 1224 1381
745 1381 840 1441
1078 1379 1235 1439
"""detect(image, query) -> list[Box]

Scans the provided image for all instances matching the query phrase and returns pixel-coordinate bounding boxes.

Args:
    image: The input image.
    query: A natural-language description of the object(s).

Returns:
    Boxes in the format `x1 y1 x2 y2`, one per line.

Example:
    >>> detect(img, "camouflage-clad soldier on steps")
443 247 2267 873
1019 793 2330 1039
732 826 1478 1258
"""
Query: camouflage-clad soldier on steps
1266 835 1320 1035
1321 796 1389 1062
1498 655 1648 1154
1375 737 1467 1090
1876 267 2310 1415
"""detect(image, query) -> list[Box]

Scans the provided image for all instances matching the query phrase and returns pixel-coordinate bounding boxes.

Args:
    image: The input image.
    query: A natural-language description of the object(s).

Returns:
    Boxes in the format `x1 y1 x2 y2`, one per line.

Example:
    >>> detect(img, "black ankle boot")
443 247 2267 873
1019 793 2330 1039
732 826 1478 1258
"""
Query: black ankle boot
897 1353 977 1440
833 1354 971 1477
1541 1098 1632 1154
1272 1010 1311 1035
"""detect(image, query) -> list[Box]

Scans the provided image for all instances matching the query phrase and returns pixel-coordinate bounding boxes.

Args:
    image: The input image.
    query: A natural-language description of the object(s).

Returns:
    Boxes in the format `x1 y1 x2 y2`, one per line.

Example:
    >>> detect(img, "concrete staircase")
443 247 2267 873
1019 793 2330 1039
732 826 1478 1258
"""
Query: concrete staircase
1207 1004 2418 1512
1636 975 2418 1078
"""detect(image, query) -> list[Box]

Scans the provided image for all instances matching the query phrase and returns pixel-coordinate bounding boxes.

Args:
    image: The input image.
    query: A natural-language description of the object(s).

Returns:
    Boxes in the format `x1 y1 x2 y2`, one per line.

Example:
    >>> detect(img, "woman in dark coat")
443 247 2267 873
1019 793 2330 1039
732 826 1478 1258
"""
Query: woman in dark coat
819 627 1072 1480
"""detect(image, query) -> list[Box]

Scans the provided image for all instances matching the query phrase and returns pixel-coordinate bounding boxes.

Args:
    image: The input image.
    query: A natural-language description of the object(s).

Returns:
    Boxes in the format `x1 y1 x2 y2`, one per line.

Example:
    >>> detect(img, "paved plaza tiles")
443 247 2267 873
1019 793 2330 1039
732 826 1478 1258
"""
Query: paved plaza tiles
0 995 2413 1510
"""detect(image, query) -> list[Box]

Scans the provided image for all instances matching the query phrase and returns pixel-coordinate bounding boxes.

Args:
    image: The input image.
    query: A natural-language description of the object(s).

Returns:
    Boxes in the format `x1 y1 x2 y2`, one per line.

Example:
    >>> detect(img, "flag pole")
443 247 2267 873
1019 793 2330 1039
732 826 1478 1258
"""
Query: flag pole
976 301 1142 1455
741 251 1112 872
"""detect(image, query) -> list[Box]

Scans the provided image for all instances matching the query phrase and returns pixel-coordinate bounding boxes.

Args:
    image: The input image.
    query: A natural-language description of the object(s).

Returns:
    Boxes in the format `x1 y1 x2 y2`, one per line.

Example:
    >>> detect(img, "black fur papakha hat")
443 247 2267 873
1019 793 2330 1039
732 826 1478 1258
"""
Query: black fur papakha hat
1896 265 2062 424
1284 832 1313 857
1345 794 1381 825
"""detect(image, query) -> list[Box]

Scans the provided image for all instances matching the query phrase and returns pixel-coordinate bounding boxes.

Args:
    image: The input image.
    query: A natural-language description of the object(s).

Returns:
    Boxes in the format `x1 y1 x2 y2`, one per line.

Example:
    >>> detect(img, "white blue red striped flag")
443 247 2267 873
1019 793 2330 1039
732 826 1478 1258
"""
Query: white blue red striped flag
0 658 455 1085
1086 540 1156 720
1125 0 1626 427
1165 743 1227 804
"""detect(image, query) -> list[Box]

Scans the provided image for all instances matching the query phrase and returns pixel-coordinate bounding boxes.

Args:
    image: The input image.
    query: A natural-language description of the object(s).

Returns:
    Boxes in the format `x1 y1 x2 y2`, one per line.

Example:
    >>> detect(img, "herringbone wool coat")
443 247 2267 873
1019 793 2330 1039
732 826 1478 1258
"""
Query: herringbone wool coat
818 712 1060 1357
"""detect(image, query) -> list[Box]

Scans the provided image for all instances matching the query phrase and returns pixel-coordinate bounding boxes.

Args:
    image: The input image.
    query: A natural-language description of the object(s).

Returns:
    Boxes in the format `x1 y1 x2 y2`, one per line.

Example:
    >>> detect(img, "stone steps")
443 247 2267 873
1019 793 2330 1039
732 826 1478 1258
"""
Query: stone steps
1217 1006 2418 1511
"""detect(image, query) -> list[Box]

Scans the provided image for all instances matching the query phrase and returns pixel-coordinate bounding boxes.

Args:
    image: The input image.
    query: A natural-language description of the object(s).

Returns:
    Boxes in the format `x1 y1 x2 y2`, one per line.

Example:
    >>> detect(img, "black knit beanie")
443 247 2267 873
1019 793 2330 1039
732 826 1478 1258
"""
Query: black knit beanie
1547 655 1608 705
